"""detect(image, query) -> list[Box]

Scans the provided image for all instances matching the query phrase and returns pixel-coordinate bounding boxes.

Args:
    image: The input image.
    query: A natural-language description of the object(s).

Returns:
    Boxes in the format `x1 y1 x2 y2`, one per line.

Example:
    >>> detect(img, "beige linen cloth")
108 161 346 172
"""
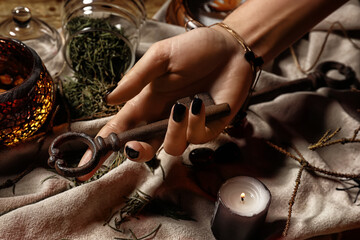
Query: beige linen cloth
1 1 360 239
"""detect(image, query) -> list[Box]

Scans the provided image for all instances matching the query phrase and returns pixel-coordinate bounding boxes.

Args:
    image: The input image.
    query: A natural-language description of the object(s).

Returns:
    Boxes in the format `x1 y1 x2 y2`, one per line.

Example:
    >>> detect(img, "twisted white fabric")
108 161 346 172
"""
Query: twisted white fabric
0 1 359 239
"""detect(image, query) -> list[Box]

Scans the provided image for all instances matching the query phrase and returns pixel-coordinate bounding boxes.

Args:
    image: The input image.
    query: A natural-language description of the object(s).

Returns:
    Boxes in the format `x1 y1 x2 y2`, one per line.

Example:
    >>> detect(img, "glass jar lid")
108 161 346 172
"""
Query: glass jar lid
0 6 62 66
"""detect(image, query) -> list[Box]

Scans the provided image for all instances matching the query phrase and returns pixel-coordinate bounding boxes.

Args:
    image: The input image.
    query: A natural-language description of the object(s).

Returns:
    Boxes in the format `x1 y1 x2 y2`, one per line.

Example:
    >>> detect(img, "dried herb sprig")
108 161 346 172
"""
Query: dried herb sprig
114 190 152 229
40 175 59 184
62 76 121 120
70 152 126 188
67 16 131 83
105 190 195 235
114 224 162 240
266 126 360 237
63 16 132 119
336 178 360 204
103 190 152 233
309 127 360 150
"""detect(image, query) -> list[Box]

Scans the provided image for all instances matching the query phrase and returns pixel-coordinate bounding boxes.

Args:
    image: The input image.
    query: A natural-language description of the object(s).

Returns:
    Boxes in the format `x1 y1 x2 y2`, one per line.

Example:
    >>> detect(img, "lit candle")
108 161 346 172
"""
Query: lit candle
211 176 271 240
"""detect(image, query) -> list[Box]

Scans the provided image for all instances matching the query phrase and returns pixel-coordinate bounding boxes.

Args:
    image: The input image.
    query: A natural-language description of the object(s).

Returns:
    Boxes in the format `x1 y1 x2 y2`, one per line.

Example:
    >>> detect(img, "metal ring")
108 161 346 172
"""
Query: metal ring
184 19 204 31
315 61 356 89
48 132 100 177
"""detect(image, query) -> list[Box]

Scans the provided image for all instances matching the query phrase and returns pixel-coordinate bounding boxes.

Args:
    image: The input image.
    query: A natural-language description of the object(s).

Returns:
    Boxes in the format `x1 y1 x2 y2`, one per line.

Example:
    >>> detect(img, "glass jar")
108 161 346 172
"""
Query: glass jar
0 6 63 76
166 0 245 27
0 37 55 147
62 0 146 74
60 0 146 120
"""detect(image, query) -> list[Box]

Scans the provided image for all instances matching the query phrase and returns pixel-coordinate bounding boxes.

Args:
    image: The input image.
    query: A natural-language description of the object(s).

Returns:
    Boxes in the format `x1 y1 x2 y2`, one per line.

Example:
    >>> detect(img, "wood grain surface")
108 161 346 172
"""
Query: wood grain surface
0 0 168 29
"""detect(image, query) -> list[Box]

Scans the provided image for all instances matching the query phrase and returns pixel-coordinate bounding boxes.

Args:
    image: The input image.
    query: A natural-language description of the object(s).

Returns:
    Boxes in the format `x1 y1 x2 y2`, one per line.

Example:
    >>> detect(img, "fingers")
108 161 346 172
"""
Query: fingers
77 93 169 181
164 97 233 156
106 41 170 105
187 97 207 143
77 136 163 181
163 103 189 156
78 97 231 182
77 150 113 182
187 96 230 144
125 137 163 163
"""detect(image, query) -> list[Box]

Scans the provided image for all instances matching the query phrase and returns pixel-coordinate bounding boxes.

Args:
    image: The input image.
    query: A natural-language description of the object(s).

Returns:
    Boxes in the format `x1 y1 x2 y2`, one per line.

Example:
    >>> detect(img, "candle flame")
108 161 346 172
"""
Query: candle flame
240 192 245 202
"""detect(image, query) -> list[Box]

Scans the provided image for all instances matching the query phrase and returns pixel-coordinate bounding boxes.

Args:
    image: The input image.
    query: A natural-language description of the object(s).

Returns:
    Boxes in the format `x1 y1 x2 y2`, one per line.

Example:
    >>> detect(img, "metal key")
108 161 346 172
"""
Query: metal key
48 102 230 177
248 61 357 105
48 61 357 177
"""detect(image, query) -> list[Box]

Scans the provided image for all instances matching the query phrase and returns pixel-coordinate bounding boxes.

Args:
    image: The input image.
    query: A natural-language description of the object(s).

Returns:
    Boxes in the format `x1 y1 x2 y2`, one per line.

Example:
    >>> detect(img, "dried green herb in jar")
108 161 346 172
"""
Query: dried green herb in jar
62 16 132 119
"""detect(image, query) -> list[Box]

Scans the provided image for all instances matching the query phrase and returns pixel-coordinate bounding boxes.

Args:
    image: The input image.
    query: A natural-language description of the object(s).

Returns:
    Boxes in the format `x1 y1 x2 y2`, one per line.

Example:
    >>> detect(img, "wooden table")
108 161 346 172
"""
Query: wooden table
0 0 168 30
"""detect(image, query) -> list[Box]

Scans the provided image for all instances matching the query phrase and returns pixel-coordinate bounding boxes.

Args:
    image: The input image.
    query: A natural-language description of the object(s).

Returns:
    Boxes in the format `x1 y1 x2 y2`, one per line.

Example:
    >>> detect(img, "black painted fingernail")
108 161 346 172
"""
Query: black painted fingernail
103 85 117 103
125 146 139 159
191 97 202 115
173 103 186 122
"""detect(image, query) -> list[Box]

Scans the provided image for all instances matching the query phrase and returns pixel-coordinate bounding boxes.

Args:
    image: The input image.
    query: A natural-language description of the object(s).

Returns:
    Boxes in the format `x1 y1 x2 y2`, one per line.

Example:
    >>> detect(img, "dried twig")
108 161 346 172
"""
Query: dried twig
266 127 360 236
114 190 152 229
336 178 360 204
114 224 162 240
283 165 305 237
70 152 126 188
309 127 360 150
290 21 360 74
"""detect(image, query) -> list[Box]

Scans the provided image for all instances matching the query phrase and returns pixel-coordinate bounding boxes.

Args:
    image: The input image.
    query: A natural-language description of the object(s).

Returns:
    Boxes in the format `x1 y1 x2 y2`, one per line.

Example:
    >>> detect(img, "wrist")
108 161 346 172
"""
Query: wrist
213 22 264 69
209 24 245 55
209 22 264 101
222 0 348 63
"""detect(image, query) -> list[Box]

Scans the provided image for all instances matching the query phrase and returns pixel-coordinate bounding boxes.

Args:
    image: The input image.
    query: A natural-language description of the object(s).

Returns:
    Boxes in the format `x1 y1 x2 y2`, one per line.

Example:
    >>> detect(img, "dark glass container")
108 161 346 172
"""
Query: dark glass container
166 0 244 28
0 37 55 146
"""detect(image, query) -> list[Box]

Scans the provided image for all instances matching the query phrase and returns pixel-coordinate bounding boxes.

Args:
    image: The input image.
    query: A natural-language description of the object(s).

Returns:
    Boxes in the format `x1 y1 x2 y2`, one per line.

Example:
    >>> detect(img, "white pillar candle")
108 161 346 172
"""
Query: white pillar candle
211 176 271 240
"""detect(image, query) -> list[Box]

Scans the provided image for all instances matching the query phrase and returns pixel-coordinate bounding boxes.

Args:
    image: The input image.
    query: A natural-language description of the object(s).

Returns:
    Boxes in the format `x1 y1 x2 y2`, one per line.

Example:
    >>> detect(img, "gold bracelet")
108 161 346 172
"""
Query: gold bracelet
211 22 263 90
210 22 264 124
211 22 263 71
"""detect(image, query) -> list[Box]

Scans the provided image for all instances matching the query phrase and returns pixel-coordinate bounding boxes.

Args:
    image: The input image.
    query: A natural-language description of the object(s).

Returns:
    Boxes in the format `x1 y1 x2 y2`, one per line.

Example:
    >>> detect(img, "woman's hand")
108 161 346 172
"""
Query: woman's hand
77 0 348 181
77 25 254 181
